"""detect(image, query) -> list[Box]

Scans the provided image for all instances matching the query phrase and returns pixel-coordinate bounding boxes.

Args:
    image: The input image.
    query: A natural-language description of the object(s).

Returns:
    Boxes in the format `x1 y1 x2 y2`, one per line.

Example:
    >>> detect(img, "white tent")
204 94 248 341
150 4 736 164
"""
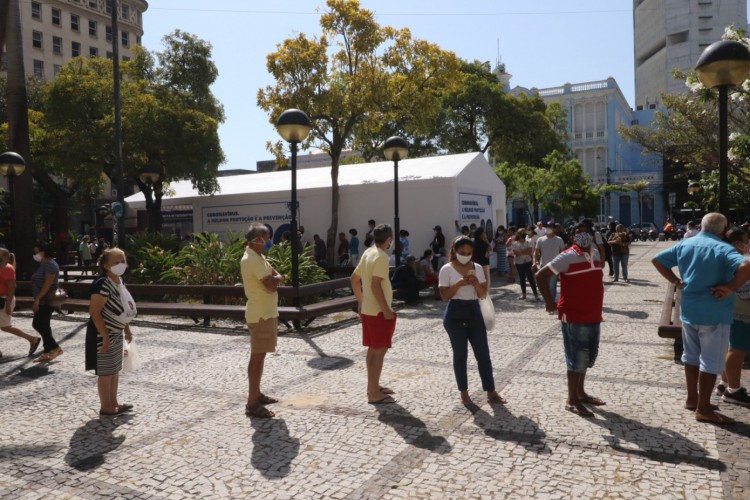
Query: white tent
125 152 506 255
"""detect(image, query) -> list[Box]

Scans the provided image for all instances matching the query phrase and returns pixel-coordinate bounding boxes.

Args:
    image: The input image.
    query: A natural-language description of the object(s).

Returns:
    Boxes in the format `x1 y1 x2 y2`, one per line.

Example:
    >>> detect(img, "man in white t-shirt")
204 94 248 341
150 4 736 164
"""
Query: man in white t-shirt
534 223 566 302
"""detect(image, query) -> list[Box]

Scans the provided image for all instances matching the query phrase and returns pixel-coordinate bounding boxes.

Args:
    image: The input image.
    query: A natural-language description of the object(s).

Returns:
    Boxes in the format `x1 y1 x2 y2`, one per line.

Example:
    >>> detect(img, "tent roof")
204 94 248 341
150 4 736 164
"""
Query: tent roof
126 152 485 203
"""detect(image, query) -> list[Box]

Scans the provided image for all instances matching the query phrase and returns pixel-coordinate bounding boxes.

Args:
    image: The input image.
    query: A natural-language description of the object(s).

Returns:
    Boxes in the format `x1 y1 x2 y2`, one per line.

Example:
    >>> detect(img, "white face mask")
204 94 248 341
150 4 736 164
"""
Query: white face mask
110 263 128 276
456 254 472 265
33 254 42 262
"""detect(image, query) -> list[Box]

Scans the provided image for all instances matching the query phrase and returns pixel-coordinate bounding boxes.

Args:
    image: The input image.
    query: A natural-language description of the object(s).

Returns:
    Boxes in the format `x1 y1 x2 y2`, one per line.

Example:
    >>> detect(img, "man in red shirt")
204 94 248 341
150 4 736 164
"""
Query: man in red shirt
536 225 605 417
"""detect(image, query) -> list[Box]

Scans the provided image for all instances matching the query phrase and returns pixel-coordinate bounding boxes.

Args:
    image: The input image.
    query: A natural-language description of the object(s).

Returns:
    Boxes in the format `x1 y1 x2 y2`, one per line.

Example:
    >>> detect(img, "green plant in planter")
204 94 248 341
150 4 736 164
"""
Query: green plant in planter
266 242 328 286
127 244 179 284
163 231 246 286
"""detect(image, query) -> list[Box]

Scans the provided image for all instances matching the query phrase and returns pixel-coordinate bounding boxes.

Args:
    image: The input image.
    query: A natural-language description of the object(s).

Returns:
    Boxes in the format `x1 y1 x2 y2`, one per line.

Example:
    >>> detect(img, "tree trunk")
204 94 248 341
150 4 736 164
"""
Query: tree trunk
326 154 340 267
5 0 35 279
135 179 163 233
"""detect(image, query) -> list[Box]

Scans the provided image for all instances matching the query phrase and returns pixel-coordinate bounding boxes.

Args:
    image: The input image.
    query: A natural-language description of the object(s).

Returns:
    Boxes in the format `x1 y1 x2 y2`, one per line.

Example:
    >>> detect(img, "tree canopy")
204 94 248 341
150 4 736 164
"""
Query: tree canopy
258 0 462 262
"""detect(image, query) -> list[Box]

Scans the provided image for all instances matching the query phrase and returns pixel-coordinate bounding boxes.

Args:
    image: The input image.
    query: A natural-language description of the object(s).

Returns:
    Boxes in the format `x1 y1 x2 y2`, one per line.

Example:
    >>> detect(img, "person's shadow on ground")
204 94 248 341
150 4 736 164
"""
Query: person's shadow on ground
466 403 551 455
602 307 649 320
250 417 300 479
590 407 725 471
373 403 452 454
65 417 131 471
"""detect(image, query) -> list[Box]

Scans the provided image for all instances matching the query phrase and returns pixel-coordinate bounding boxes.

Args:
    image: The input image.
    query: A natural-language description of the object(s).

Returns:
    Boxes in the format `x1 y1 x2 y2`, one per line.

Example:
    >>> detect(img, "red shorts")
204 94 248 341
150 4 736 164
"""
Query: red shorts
360 312 397 349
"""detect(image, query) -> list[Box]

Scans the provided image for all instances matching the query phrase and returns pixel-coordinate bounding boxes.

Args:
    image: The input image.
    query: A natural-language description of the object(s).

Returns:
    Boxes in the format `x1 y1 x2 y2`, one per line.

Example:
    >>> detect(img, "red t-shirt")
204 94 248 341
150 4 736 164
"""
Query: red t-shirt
0 264 16 295
548 246 604 323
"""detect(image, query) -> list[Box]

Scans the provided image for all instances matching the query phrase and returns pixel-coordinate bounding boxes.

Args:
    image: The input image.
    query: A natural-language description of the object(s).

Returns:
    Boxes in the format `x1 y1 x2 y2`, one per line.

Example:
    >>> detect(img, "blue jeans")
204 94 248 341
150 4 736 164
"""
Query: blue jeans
612 254 629 280
562 323 601 373
548 275 558 303
443 300 495 391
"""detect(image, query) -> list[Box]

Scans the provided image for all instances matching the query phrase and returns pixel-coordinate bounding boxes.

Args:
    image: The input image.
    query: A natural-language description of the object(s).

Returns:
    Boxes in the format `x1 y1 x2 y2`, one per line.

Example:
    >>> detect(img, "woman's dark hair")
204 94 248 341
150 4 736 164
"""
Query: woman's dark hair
473 227 484 238
422 249 433 259
35 241 56 258
449 236 474 261
349 228 358 236
725 228 748 245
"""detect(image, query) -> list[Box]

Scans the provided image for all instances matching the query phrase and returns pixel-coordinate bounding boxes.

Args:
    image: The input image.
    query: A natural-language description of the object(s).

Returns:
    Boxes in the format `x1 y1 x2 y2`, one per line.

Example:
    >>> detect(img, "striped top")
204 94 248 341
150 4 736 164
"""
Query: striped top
90 276 132 333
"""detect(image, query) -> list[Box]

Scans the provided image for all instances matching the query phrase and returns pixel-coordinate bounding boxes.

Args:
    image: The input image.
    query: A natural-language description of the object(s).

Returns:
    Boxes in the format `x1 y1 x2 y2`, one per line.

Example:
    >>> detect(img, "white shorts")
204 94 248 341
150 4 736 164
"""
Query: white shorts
0 298 16 328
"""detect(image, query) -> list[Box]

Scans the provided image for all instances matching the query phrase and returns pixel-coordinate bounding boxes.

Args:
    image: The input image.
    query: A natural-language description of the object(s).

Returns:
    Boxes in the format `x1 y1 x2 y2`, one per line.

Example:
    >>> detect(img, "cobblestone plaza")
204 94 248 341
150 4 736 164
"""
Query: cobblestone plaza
2 241 749 499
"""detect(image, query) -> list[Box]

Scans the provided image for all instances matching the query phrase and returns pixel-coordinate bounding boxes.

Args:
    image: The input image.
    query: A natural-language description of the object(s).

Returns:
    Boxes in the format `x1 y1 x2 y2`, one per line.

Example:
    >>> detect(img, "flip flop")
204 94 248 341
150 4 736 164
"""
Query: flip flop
695 412 735 425
379 386 395 395
368 396 396 405
28 338 41 357
245 403 275 418
99 410 119 416
565 403 594 418
258 394 279 405
582 395 606 406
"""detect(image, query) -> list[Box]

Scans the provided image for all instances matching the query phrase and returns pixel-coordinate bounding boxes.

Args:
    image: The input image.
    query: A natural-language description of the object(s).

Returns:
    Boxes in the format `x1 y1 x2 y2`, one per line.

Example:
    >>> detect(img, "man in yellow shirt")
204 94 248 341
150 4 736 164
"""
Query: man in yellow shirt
351 224 397 404
241 223 284 418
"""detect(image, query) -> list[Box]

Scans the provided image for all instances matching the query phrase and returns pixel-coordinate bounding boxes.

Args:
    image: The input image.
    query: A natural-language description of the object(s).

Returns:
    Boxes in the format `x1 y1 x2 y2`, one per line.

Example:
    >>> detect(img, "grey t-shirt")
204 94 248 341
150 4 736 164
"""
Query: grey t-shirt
536 236 566 267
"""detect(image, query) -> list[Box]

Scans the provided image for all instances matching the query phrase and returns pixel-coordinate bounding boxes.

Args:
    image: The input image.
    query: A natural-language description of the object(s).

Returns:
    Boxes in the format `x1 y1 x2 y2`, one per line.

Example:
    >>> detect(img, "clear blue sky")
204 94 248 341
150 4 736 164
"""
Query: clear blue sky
138 0 739 171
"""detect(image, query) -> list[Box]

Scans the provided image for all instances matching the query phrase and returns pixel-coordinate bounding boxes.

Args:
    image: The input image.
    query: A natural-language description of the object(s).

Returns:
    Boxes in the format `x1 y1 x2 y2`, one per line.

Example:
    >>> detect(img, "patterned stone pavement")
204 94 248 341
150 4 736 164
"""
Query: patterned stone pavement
1 240 749 499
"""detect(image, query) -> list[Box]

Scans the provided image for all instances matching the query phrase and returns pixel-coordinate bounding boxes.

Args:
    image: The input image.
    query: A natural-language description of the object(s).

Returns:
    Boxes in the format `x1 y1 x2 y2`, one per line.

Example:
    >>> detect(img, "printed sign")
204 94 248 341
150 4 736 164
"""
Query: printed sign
201 201 299 235
458 192 493 227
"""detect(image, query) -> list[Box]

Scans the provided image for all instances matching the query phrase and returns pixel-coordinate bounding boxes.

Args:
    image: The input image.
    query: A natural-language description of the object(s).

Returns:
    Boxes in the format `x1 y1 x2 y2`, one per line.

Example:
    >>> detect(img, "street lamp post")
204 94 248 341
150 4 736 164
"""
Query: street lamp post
687 181 702 222
275 109 312 307
0 152 26 253
668 192 676 222
695 40 750 218
383 137 409 267
571 189 584 220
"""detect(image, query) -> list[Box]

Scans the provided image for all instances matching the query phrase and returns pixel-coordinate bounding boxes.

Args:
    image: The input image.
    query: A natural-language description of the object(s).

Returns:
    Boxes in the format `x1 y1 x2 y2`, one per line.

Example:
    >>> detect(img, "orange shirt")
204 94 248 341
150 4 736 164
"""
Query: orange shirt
0 264 15 296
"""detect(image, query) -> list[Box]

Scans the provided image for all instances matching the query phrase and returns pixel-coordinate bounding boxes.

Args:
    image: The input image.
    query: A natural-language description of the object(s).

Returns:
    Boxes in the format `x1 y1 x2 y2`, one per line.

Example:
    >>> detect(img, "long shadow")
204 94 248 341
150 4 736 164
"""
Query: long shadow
623 279 659 288
373 403 452 454
250 417 300 479
300 335 354 371
590 407 725 471
466 403 551 454
65 417 131 471
602 307 649 320
0 323 86 380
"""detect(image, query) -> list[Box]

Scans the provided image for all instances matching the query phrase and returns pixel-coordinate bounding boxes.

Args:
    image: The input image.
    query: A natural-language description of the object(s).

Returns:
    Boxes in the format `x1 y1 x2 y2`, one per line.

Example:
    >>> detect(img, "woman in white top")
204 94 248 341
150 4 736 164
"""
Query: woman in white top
439 236 506 407
511 229 538 300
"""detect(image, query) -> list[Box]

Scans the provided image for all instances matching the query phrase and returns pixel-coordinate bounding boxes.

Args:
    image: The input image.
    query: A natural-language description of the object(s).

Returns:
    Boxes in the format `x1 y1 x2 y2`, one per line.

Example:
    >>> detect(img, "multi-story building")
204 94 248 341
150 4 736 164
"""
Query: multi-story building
510 78 664 227
3 0 148 79
633 0 747 110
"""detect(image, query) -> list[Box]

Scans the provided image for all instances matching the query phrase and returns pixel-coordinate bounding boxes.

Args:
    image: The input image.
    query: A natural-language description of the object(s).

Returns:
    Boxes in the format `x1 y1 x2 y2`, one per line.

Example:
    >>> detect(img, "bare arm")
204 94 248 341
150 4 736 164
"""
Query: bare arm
651 258 683 288
712 261 750 300
351 273 363 309
535 266 557 313
371 276 393 319
260 269 284 292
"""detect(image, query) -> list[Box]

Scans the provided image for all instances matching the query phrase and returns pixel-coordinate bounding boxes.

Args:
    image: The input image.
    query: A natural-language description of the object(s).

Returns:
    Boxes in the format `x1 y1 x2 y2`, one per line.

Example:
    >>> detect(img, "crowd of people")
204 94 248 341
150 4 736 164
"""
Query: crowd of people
3 212 750 426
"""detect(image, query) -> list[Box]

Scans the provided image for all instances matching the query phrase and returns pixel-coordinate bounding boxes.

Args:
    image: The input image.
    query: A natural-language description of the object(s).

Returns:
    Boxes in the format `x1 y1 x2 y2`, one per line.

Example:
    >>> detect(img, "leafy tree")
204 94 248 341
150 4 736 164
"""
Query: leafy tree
258 0 461 264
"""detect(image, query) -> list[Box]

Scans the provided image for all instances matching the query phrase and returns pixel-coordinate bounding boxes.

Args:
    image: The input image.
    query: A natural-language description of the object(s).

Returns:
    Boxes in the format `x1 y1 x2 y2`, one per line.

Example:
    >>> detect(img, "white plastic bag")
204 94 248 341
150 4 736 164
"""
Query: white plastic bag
122 339 143 373
479 296 495 331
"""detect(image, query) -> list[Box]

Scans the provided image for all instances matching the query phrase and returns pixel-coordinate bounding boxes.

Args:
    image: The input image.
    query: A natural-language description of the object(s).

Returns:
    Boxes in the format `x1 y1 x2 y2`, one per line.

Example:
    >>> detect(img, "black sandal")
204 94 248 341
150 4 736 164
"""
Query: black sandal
245 403 275 418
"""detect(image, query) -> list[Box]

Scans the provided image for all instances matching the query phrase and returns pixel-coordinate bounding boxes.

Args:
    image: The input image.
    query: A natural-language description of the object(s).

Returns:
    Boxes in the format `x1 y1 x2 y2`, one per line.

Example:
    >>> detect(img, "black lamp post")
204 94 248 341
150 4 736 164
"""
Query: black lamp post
383 136 409 267
275 109 311 306
695 40 750 218
571 189 584 219
0 152 26 253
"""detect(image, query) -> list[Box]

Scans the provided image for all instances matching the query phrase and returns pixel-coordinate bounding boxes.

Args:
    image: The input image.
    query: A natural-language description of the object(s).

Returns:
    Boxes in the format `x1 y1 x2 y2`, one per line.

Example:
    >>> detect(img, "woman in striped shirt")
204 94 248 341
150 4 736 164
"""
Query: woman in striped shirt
85 248 137 416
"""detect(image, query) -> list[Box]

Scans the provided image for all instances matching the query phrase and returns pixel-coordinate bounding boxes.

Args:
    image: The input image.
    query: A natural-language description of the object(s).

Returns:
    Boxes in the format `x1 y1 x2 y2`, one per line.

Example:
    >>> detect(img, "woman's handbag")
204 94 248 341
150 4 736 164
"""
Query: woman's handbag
123 339 143 373
45 288 68 307
479 296 495 331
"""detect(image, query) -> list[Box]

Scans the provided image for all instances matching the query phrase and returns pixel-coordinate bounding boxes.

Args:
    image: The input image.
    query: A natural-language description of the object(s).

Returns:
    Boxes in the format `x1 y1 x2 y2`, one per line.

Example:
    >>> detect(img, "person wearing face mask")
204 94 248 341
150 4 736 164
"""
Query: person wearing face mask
85 248 137 416
241 223 284 418
0 248 40 358
439 236 505 408
351 224 398 404
511 229 538 300
30 242 63 363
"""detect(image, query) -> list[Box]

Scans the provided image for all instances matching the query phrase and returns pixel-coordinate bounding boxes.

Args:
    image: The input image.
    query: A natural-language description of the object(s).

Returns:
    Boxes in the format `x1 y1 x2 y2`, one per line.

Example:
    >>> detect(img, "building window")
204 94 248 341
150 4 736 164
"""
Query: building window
53 36 63 55
71 14 80 31
121 32 129 47
89 46 99 57
106 0 112 15
72 41 81 57
32 31 43 49
53 64 62 76
33 60 44 78
52 8 61 26
122 55 130 62
122 4 130 19
89 0 98 8
106 51 113 59
31 2 41 20
89 20 97 36
136 35 142 45
106 26 112 42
